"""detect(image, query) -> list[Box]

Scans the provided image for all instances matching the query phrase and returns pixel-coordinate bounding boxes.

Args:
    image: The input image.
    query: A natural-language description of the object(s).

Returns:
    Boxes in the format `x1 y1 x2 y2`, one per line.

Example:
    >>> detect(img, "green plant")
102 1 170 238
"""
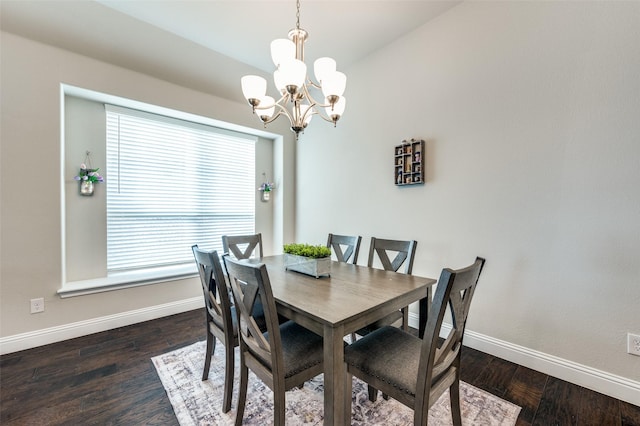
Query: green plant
74 164 104 184
283 243 331 259
258 182 274 192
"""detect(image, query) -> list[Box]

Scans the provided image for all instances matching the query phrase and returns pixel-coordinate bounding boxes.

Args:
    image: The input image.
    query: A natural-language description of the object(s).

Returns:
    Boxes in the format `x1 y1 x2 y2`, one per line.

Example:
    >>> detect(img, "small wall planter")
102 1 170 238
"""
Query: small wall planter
73 152 104 196
258 173 274 202
284 254 331 278
80 179 94 196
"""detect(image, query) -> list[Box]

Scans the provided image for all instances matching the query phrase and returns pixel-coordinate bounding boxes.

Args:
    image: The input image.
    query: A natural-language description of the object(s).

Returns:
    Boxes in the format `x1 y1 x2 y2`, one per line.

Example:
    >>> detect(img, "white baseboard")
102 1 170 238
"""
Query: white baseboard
409 314 640 406
2 301 637 406
0 297 203 355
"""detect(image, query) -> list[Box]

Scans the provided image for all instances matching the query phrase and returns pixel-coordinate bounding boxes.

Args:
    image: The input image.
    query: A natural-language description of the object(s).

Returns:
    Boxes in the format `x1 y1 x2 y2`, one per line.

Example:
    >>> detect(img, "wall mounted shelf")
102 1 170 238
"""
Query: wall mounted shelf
395 139 424 186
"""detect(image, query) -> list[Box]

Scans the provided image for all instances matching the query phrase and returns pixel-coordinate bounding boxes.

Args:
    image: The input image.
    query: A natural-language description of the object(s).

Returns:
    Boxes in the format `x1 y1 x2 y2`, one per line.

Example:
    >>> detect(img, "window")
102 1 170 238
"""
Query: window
106 105 256 273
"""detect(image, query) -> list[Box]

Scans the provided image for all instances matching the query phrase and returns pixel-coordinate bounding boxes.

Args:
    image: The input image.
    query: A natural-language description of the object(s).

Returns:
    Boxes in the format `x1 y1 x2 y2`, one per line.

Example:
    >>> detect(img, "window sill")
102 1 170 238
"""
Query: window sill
58 264 198 298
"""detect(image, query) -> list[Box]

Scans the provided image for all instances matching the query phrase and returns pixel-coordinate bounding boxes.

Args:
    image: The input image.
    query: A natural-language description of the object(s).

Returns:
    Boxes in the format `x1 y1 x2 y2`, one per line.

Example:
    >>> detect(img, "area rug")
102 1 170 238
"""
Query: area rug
152 341 521 425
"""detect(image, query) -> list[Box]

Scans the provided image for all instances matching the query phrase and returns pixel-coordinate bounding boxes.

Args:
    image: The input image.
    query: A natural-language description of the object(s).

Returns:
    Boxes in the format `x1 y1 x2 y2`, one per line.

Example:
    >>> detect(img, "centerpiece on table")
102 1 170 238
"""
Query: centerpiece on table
283 243 332 278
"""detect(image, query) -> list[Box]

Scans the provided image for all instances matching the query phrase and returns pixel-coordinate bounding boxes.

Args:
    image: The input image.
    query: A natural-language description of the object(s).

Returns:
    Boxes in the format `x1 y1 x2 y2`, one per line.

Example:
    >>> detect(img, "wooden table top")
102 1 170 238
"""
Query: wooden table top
256 255 437 330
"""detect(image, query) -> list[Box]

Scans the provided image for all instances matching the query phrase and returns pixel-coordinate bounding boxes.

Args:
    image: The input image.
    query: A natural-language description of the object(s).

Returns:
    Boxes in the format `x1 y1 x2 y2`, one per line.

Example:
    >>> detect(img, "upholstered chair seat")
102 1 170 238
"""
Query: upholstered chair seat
260 320 325 378
345 326 422 397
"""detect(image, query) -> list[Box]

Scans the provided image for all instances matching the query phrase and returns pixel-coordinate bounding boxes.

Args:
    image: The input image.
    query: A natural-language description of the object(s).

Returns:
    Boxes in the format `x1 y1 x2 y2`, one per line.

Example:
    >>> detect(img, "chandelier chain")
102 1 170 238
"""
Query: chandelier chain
296 0 301 30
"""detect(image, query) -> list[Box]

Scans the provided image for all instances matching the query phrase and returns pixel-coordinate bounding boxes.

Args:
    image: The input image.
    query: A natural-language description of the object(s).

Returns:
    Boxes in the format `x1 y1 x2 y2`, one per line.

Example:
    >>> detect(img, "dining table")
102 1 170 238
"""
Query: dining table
253 255 437 425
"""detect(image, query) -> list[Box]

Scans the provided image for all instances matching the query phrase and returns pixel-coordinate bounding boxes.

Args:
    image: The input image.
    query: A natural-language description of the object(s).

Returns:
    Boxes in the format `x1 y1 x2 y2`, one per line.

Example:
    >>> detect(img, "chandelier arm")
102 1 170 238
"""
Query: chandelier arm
253 92 289 111
306 78 321 90
274 91 289 105
252 92 292 125
302 82 342 110
300 85 317 106
272 102 294 123
300 84 320 108
257 101 295 125
301 85 341 123
309 107 337 124
258 110 285 125
308 86 344 117
296 85 319 124
256 99 298 126
299 105 316 124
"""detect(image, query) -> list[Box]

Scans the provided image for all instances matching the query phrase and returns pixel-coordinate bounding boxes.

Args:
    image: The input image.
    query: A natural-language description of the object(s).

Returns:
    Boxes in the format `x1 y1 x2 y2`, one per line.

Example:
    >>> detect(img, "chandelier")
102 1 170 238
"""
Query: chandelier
240 0 347 138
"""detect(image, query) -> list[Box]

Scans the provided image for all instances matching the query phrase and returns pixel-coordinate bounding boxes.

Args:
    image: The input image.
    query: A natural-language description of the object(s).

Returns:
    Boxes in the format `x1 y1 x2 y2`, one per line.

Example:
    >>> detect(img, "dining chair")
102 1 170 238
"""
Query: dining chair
222 233 263 260
367 236 417 275
222 255 326 426
191 245 238 413
355 237 418 338
327 233 362 265
344 257 486 425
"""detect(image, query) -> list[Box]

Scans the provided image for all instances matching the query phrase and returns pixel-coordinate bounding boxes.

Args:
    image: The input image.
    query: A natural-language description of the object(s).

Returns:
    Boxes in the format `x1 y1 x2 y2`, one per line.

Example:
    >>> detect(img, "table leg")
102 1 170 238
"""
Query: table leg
323 324 347 425
418 287 431 338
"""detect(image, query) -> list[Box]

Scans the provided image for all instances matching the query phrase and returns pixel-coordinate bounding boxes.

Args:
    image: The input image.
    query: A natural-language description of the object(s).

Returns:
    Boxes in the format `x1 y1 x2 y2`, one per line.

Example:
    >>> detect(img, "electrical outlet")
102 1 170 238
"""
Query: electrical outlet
30 298 44 314
628 333 640 356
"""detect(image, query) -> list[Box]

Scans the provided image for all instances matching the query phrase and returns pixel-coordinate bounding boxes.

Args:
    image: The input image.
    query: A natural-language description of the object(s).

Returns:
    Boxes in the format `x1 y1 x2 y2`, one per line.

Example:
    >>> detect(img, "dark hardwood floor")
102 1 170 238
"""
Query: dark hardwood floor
1 309 638 425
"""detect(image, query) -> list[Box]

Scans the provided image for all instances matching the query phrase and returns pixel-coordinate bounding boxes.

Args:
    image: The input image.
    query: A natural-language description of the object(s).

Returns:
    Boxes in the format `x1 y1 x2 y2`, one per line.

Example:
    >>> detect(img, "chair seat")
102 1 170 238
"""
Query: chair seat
345 326 423 398
262 320 324 378
354 310 403 337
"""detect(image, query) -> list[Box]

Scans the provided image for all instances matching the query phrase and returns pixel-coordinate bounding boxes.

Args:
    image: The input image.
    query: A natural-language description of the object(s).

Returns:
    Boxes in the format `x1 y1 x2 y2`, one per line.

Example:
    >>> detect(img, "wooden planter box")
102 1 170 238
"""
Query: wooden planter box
284 254 331 278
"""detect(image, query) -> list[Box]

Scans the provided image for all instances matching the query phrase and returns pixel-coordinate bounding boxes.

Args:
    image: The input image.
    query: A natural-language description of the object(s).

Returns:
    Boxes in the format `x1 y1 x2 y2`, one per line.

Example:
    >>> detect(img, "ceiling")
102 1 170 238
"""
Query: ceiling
1 0 460 103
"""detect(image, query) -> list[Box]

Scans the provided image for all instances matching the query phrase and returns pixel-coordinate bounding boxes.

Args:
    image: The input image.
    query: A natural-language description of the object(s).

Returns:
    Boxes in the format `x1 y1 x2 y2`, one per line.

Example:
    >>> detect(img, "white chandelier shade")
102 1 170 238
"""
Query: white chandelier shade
240 0 347 138
270 39 295 67
258 96 276 122
240 75 267 103
321 71 346 98
280 59 307 92
314 57 336 83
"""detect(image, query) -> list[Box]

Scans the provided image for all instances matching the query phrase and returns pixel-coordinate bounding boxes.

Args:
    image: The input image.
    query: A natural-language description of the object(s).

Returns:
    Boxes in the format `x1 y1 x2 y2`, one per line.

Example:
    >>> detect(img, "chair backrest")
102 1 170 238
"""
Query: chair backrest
191 245 234 334
222 233 263 260
327 233 362 264
415 257 485 413
367 237 417 274
223 255 283 376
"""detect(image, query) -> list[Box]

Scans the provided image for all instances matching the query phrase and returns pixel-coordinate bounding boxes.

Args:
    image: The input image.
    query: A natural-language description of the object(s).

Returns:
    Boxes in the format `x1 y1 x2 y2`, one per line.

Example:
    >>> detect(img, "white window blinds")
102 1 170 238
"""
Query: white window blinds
105 105 256 272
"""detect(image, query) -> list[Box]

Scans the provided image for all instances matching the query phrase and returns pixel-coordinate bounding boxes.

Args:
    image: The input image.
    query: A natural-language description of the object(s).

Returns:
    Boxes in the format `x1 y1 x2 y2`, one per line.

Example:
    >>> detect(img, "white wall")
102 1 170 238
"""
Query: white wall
296 1 640 402
0 32 296 342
